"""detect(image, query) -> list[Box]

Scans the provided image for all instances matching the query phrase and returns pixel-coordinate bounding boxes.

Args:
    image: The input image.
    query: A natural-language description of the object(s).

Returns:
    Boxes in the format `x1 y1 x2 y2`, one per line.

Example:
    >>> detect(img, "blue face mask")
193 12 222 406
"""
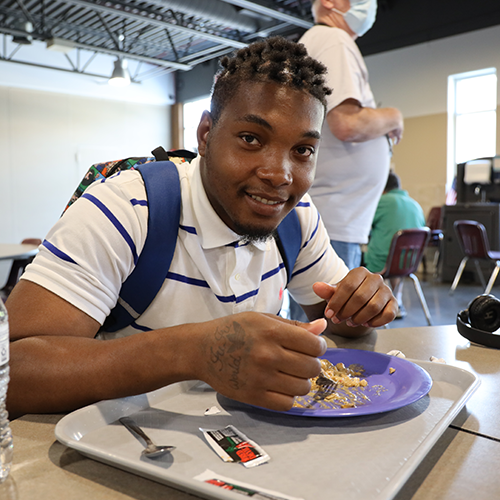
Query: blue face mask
332 0 377 37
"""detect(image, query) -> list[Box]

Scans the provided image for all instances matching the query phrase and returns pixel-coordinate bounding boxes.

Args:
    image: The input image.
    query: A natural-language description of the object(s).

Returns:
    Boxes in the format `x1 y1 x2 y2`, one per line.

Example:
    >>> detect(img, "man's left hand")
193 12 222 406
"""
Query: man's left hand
313 268 398 333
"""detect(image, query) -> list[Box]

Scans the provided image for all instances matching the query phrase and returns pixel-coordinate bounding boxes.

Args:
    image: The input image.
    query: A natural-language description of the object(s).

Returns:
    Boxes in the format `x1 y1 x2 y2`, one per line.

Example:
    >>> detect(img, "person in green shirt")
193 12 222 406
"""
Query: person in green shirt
364 171 426 318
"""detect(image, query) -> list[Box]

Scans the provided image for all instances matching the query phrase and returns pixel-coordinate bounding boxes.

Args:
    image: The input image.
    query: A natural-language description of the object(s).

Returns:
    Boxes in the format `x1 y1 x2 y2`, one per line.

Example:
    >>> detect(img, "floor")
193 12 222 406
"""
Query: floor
388 270 490 329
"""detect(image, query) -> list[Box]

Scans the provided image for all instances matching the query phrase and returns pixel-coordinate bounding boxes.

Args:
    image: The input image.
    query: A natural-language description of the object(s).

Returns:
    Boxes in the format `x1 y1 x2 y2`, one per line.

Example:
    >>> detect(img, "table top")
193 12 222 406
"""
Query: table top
4 324 500 500
0 244 39 261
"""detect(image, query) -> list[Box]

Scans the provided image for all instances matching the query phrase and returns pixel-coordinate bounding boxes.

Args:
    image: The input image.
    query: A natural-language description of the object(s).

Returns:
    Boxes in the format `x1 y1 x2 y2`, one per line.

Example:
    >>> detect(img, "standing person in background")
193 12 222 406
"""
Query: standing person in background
364 171 426 318
299 0 404 269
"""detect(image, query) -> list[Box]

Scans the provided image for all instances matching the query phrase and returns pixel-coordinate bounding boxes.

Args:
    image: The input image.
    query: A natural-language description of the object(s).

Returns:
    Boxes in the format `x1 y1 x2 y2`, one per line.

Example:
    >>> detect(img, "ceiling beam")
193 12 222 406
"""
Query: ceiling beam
62 0 248 49
61 38 193 70
0 55 150 81
0 26 192 70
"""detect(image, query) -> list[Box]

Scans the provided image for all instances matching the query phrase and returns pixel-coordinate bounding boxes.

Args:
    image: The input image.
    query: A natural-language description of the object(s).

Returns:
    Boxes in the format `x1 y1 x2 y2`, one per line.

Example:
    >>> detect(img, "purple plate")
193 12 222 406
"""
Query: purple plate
279 349 432 417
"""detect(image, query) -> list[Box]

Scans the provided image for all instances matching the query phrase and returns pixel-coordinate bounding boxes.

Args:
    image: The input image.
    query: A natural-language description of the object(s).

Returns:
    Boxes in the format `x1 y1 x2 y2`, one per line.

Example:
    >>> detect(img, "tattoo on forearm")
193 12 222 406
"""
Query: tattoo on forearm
209 321 246 390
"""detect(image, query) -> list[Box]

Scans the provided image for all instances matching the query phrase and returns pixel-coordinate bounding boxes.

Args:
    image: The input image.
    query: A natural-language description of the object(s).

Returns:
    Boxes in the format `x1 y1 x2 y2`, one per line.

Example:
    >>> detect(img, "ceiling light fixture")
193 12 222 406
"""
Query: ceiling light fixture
108 58 131 87
12 21 33 45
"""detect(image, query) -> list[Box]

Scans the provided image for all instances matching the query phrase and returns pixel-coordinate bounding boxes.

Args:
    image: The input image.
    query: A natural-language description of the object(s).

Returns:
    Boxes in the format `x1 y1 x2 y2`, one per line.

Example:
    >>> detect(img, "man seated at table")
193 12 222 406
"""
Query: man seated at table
6 36 397 419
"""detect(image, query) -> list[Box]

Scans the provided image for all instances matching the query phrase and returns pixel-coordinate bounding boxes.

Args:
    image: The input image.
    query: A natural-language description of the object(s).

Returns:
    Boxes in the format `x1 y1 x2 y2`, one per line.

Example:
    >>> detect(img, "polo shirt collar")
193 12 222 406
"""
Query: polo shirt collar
190 157 267 251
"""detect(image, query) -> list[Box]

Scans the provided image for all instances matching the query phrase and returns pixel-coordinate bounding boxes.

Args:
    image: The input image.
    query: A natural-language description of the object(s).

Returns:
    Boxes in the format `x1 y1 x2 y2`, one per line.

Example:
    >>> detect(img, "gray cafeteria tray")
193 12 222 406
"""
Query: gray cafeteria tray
55 360 479 500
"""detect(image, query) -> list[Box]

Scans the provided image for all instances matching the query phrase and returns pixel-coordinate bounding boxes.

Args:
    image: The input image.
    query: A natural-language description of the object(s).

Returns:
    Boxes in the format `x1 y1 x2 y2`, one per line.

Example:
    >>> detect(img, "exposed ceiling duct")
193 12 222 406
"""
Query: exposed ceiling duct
1 0 499 84
0 0 312 82
143 0 260 33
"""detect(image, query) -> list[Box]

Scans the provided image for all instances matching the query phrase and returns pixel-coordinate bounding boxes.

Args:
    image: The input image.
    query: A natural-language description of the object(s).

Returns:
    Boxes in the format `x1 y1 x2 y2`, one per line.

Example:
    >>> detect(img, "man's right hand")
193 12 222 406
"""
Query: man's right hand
194 313 328 411
7 280 328 417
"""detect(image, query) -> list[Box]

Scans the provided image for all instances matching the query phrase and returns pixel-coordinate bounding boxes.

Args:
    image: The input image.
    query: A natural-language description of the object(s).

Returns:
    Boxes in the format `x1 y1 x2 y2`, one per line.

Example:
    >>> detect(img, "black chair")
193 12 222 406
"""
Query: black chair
450 220 500 295
380 228 432 325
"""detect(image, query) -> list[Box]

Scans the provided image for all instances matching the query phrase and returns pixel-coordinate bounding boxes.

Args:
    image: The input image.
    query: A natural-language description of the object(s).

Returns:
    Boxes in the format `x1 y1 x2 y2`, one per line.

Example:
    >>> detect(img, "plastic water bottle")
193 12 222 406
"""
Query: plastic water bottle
0 301 13 482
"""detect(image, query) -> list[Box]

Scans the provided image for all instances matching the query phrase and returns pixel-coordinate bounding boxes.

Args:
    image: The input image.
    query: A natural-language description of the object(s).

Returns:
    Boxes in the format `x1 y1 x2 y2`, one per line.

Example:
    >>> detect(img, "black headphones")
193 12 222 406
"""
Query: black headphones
457 294 500 348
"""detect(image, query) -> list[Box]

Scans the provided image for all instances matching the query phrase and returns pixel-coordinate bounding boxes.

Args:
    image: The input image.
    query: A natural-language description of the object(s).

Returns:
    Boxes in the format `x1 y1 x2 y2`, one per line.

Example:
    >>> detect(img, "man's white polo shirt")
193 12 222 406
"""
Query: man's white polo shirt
23 157 348 339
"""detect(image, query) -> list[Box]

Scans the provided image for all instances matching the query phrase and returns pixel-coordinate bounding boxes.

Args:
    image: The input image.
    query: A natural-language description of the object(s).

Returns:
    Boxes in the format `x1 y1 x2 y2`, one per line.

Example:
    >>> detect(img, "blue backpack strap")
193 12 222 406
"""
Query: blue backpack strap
276 208 301 285
102 160 181 332
102 164 299 332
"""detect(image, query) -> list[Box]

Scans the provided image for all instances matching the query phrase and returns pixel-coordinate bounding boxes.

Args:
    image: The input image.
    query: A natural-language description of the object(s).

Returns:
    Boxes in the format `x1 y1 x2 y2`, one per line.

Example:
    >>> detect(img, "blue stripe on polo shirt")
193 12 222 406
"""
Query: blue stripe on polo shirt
166 264 283 305
262 262 285 281
180 225 197 234
166 272 237 303
291 248 327 278
234 288 259 303
215 293 236 303
296 201 311 208
102 171 122 183
130 198 147 206
42 239 78 265
166 272 210 288
82 193 139 265
131 321 152 332
302 212 320 250
214 288 259 304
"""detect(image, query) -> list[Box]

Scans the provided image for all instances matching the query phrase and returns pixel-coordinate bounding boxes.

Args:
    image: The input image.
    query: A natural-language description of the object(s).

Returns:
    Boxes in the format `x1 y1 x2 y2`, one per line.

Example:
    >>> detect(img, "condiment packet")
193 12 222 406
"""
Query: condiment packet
204 406 221 416
430 355 446 364
200 425 270 468
195 469 304 500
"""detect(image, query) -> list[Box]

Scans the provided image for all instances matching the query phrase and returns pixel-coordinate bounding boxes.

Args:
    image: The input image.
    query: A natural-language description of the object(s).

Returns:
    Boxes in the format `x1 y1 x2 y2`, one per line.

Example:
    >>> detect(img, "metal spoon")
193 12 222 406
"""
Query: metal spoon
119 416 175 459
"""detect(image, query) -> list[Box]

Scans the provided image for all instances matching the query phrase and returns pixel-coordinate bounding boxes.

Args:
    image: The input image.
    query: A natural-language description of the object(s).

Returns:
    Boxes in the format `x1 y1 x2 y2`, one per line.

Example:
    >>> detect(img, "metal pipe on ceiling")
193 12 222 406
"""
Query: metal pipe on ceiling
145 0 258 32
218 0 313 29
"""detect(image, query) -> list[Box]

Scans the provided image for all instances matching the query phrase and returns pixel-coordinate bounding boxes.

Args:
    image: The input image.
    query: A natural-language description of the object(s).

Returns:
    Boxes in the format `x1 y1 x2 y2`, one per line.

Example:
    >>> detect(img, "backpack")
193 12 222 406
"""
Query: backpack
66 147 301 333
63 147 196 214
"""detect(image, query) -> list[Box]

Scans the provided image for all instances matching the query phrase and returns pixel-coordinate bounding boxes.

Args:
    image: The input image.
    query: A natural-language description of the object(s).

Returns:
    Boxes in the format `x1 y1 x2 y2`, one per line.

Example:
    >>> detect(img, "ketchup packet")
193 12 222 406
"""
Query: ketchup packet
200 425 270 468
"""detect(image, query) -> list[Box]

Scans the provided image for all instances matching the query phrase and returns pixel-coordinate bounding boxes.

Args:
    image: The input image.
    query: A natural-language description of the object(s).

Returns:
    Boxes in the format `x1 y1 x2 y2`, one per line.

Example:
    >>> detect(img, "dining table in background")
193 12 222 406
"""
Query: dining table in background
0 243 39 295
4 324 500 500
0 244 39 261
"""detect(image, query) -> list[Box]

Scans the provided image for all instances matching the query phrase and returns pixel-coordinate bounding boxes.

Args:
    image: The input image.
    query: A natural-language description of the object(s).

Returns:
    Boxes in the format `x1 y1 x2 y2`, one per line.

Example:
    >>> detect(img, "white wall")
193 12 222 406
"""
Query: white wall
0 87 171 243
0 39 175 283
365 24 500 119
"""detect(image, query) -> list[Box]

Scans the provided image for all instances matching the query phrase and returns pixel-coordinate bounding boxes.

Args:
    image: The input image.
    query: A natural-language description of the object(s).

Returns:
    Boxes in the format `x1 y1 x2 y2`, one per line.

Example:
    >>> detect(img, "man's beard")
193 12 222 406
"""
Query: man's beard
236 225 277 245
202 140 281 245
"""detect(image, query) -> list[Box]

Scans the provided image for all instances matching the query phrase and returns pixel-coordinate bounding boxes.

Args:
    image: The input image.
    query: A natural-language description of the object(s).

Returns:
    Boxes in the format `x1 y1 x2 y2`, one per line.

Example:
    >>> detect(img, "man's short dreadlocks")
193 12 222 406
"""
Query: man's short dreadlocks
210 36 332 124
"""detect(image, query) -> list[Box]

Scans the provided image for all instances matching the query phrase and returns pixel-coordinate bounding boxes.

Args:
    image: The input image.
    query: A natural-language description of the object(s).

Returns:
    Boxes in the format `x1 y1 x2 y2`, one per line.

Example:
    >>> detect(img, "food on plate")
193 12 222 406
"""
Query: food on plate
389 367 396 374
318 359 368 388
293 358 383 410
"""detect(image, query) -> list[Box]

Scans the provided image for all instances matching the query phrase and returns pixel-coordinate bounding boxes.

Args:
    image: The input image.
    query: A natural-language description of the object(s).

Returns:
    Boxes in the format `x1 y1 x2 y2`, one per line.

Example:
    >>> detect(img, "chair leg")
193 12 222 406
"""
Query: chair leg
409 273 433 326
450 257 468 295
432 248 441 281
485 262 500 295
421 255 427 276
473 259 487 289
391 278 404 301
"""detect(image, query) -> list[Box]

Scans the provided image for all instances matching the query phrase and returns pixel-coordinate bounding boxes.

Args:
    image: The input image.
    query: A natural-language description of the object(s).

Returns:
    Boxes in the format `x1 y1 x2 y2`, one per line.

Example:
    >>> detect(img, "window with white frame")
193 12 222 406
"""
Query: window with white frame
447 68 497 189
183 96 211 153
